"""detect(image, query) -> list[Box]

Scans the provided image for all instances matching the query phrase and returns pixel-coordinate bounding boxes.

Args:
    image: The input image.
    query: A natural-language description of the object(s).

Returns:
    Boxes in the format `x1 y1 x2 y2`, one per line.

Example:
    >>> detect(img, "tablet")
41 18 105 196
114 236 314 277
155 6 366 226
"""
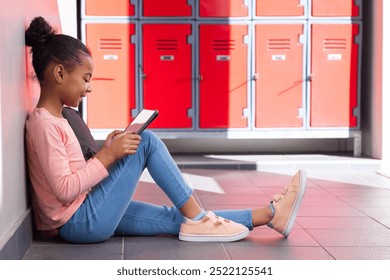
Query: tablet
124 109 159 135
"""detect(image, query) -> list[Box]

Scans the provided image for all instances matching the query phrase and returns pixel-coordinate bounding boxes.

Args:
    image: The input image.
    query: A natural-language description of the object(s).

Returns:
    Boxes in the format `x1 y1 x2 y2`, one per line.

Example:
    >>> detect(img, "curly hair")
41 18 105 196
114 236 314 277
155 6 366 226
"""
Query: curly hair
25 16 91 84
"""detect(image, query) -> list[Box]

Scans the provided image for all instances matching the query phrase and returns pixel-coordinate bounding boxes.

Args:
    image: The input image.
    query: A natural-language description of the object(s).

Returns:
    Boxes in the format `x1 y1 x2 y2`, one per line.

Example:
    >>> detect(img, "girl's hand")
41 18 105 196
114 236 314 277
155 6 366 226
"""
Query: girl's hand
103 130 122 149
111 132 141 156
95 131 141 169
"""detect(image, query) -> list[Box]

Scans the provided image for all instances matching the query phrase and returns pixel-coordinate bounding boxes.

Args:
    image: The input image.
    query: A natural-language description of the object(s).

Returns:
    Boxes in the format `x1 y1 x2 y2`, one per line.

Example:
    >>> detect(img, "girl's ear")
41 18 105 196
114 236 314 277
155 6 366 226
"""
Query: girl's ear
53 64 65 83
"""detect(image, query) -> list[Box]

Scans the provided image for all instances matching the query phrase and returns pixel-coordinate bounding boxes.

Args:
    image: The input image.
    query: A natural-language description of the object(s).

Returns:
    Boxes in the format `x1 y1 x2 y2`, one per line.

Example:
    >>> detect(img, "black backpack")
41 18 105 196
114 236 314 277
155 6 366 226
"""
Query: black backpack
62 107 98 161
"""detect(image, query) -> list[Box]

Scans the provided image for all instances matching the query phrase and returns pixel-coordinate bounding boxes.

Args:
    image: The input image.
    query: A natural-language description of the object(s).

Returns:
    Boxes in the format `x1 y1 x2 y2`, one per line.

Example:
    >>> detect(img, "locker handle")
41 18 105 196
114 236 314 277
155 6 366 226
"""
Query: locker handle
92 78 115 81
139 64 146 80
197 75 203 81
308 74 314 82
297 108 304 119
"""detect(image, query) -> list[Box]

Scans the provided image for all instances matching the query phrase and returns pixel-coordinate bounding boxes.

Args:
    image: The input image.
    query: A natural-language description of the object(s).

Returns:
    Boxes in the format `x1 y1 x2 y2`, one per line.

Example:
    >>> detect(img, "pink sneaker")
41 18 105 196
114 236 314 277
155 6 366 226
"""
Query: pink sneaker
267 170 307 237
179 211 249 242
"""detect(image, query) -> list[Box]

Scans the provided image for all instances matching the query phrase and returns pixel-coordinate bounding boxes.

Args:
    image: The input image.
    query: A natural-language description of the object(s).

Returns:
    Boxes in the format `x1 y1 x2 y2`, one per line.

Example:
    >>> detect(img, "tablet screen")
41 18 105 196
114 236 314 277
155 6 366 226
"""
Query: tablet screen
124 109 159 134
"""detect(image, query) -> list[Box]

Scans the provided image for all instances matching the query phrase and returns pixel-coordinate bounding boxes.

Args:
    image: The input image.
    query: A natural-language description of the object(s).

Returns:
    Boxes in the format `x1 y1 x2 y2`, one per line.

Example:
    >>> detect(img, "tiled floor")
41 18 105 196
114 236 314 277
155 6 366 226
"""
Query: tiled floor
23 154 390 260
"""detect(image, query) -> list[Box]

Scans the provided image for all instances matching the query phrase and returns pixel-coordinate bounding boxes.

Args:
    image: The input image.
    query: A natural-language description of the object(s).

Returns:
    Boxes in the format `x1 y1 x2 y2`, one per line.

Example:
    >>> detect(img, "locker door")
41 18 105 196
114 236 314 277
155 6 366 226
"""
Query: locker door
256 0 304 17
199 24 249 129
84 0 135 16
255 24 304 128
310 23 360 127
142 23 193 129
311 0 361 17
85 23 136 128
199 0 248 18
142 0 192 17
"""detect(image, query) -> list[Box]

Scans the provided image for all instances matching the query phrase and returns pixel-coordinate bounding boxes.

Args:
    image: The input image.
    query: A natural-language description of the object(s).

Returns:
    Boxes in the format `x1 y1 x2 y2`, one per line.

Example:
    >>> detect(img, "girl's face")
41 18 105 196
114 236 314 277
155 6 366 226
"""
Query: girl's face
60 55 94 108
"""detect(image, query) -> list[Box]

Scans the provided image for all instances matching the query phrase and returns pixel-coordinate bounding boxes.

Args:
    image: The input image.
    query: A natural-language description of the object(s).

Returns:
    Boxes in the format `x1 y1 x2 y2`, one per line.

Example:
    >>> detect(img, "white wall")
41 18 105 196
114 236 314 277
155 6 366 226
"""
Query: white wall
0 39 3 240
366 0 390 173
0 4 30 249
57 0 77 37
0 0 60 251
382 1 390 171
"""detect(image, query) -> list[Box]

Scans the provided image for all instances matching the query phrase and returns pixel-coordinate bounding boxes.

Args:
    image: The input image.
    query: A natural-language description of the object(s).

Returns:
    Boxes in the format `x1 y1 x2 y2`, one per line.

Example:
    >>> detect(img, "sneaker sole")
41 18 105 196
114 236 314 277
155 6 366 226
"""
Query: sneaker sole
282 169 307 237
179 228 249 242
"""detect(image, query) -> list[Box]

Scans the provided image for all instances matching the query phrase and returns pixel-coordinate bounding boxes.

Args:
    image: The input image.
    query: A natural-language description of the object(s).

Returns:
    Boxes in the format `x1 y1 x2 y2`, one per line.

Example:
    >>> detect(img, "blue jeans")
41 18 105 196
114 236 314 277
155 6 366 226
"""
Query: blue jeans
59 131 253 243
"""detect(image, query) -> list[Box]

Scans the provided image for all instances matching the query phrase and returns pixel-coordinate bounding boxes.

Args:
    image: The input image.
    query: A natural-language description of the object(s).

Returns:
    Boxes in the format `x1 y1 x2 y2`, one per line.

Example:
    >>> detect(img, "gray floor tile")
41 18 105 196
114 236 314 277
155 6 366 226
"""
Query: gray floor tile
340 196 390 207
133 193 173 206
356 206 390 218
197 194 270 206
245 172 296 187
20 154 390 261
125 236 178 245
324 186 390 197
124 238 230 260
224 245 334 260
298 206 367 217
298 185 334 196
133 181 165 194
301 196 351 207
306 229 390 247
228 228 319 247
309 171 388 189
255 185 323 199
184 170 259 189
296 217 388 230
325 246 390 260
203 185 266 195
203 204 266 211
376 217 390 228
23 237 123 260
356 172 390 188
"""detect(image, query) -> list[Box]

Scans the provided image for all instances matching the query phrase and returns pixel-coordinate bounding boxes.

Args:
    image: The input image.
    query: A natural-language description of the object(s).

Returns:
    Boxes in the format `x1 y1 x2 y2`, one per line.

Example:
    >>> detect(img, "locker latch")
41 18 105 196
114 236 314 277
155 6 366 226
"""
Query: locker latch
242 108 249 119
139 64 146 80
297 107 304 119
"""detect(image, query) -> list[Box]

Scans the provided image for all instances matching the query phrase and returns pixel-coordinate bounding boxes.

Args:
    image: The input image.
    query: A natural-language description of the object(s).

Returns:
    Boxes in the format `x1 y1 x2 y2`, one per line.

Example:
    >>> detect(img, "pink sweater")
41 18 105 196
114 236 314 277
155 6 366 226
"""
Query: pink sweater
25 108 108 230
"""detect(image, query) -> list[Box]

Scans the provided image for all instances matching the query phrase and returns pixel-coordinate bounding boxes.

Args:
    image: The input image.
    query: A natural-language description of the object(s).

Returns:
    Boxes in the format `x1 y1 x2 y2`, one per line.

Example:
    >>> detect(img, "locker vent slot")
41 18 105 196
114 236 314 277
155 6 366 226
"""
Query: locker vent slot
99 38 122 50
323 39 347 50
267 39 290 50
213 40 235 51
156 40 178 51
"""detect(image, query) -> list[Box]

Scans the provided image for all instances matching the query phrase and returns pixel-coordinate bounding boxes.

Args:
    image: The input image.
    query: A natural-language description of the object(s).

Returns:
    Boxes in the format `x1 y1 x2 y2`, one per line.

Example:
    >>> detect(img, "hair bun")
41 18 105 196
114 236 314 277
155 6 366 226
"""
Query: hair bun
25 16 56 48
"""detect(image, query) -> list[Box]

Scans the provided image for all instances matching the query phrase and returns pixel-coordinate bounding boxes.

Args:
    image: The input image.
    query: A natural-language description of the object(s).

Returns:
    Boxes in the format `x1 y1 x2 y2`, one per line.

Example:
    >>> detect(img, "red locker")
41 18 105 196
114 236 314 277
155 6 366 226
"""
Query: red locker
85 23 136 128
311 0 361 17
199 24 249 129
142 23 193 128
310 23 360 127
142 0 192 17
84 0 136 17
256 0 304 17
199 0 248 18
254 24 305 128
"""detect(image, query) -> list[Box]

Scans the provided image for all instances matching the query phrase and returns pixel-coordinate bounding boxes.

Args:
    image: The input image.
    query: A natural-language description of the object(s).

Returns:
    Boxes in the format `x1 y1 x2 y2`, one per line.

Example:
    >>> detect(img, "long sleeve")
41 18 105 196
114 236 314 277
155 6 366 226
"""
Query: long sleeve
30 118 106 204
26 108 109 229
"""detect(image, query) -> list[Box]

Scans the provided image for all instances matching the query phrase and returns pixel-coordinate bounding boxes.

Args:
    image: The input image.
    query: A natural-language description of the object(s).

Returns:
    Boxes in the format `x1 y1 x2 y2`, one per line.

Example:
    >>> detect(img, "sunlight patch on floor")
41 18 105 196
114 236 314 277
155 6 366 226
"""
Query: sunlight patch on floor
140 170 225 194
204 154 389 189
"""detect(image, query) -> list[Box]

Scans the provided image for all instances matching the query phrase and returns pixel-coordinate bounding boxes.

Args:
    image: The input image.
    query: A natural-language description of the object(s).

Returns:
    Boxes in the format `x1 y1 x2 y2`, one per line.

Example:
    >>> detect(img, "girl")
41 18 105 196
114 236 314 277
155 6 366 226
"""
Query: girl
25 16 306 244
